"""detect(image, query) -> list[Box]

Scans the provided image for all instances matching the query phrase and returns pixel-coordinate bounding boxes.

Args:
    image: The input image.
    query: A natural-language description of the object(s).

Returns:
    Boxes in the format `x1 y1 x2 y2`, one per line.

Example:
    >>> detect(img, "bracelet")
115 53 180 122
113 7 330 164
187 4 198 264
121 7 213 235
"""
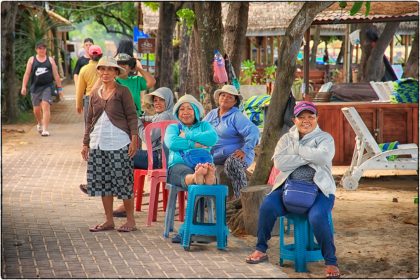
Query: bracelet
57 87 63 91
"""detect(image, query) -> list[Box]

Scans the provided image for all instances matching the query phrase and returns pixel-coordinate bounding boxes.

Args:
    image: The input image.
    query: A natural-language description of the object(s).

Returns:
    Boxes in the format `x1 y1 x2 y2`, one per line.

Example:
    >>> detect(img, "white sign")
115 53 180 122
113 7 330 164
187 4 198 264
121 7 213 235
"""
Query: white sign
57 25 75 32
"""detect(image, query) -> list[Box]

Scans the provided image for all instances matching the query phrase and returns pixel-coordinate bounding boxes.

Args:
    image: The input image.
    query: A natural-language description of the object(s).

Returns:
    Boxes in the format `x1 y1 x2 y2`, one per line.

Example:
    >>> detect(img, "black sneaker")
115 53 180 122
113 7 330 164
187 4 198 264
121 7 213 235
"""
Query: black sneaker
171 234 182 243
79 184 88 194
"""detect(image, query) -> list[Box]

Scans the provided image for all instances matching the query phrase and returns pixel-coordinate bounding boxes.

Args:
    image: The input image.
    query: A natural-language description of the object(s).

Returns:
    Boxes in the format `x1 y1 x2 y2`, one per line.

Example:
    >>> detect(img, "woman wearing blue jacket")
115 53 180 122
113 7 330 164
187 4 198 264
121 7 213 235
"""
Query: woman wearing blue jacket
203 85 260 199
164 94 218 188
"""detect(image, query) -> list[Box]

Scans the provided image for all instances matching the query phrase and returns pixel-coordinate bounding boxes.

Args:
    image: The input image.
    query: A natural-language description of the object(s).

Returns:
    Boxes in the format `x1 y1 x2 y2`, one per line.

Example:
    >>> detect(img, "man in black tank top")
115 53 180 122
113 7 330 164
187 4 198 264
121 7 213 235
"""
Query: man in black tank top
21 41 62 137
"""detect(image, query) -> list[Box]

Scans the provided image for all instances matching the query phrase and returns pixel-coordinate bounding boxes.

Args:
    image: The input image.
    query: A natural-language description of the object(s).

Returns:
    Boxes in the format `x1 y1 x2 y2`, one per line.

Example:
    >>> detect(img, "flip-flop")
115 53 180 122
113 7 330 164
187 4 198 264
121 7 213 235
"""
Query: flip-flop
245 253 268 264
326 266 341 279
89 224 115 232
117 225 137 232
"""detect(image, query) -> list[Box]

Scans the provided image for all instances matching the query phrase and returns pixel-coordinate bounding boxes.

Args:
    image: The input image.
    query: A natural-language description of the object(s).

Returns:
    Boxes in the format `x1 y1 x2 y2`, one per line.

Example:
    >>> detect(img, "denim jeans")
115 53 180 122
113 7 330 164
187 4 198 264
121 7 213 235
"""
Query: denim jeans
256 186 337 266
133 150 160 169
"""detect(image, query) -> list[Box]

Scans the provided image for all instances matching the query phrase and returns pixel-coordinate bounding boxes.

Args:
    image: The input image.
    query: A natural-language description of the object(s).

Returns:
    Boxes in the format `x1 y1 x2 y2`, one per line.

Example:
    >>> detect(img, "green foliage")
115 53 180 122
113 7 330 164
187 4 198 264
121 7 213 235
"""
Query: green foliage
176 8 195 33
364 2 371 16
144 2 160 12
51 2 136 37
264 65 277 82
69 20 125 49
338 1 347 9
241 59 256 84
349 2 364 16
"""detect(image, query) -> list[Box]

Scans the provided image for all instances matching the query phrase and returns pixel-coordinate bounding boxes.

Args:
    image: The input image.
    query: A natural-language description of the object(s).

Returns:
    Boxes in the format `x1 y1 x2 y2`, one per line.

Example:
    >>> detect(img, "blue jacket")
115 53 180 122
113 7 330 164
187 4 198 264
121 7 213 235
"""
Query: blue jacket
164 95 218 168
203 107 260 167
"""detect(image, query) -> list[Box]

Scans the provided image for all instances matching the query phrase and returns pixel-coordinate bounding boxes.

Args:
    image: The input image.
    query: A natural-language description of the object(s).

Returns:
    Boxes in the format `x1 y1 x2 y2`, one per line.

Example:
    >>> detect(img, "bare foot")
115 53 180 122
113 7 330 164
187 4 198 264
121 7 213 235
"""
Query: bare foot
204 164 216 185
194 164 207 185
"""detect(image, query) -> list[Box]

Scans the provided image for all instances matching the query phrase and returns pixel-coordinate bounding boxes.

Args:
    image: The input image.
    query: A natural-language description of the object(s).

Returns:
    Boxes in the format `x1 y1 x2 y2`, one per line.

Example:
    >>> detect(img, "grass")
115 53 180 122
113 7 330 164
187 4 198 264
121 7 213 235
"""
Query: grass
15 111 35 124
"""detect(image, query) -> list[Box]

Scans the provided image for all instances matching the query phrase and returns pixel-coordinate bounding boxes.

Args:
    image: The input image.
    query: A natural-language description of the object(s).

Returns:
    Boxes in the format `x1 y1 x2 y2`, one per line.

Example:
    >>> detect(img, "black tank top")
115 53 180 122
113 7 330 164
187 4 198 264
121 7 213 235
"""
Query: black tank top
30 56 54 90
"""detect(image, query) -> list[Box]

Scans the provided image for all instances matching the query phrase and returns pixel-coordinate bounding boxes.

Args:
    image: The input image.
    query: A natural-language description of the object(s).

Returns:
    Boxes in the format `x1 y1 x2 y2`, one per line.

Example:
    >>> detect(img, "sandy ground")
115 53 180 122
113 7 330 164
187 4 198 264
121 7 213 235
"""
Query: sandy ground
2 123 419 279
240 175 419 279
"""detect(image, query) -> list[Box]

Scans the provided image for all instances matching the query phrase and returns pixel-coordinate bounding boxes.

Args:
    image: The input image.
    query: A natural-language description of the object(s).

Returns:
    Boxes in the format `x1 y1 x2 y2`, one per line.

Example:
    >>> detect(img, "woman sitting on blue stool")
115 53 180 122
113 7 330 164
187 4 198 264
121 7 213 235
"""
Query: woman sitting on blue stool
164 94 218 189
245 101 340 279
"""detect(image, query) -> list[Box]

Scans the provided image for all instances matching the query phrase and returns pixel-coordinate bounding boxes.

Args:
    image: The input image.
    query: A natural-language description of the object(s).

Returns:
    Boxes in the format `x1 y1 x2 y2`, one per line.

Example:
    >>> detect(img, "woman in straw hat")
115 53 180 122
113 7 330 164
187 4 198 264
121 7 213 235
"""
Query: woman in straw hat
81 56 138 233
203 85 260 199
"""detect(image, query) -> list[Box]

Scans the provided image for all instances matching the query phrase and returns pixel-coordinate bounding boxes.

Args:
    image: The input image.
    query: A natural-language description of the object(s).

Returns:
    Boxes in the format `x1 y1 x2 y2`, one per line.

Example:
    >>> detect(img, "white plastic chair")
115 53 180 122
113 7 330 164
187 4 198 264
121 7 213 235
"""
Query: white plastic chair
340 107 418 190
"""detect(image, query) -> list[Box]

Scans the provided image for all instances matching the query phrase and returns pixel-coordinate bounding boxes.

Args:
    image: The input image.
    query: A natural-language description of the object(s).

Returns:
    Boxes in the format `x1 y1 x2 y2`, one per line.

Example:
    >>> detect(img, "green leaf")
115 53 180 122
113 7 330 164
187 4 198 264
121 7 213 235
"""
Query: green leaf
364 2 371 16
349 1 363 16
338 1 347 9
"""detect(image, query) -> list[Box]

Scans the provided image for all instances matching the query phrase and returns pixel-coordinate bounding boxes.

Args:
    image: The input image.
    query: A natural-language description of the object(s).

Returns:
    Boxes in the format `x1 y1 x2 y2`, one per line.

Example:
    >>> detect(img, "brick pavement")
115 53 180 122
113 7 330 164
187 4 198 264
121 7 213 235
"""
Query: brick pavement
2 84 288 278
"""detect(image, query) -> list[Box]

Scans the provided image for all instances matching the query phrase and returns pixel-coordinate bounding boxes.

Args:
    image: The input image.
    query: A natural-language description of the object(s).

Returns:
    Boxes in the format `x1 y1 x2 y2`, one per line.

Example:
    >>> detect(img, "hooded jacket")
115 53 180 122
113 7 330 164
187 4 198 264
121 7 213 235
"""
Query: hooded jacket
272 125 336 197
164 95 218 168
139 87 176 151
203 106 260 167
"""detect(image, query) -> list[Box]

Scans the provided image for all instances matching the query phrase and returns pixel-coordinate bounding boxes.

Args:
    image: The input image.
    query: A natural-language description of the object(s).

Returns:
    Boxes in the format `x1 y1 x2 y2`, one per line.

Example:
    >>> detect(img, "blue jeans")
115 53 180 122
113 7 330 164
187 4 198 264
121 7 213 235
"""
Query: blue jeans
256 186 337 266
133 150 160 169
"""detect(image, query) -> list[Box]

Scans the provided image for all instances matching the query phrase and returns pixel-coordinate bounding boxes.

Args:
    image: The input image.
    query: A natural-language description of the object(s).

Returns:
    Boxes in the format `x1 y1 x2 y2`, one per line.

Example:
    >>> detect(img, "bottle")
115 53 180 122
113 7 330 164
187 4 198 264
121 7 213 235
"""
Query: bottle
213 50 228 84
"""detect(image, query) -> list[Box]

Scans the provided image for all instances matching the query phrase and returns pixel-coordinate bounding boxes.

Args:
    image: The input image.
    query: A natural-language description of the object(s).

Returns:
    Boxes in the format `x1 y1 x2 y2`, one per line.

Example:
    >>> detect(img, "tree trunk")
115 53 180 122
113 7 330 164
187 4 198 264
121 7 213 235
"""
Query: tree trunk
336 38 345 65
241 185 272 236
178 19 190 97
1 2 19 122
358 23 374 82
363 22 400 82
249 2 333 186
155 2 177 90
185 26 201 101
223 2 249 76
193 2 224 109
403 28 419 78
309 25 321 68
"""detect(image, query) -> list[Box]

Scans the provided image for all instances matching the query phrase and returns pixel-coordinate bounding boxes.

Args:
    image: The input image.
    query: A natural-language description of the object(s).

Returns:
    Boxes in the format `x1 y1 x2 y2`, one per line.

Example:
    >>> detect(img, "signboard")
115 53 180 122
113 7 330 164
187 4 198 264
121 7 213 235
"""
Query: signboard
57 25 75 32
138 38 156 54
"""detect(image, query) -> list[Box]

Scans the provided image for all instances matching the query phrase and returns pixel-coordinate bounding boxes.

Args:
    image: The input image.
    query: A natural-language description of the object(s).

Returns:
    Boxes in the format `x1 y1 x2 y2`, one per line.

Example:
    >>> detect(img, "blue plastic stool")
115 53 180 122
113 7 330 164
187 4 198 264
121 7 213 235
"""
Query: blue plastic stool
181 184 229 251
279 213 334 272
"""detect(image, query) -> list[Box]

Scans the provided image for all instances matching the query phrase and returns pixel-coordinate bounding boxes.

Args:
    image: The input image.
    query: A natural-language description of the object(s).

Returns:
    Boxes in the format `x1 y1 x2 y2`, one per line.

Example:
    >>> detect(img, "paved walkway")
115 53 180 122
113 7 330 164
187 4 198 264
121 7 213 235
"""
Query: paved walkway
2 84 288 278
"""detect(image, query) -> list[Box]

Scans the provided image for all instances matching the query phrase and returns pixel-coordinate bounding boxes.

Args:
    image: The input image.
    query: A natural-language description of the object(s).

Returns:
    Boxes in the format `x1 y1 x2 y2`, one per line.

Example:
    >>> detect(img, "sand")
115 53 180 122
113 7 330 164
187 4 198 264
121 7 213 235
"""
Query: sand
240 175 419 279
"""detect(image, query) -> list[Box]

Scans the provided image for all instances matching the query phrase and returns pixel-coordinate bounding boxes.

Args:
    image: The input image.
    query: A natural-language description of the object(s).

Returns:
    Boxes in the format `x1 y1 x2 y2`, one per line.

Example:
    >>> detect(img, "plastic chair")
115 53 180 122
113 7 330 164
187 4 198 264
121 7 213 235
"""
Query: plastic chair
133 120 177 226
180 184 229 251
163 184 186 238
340 107 418 190
279 213 334 272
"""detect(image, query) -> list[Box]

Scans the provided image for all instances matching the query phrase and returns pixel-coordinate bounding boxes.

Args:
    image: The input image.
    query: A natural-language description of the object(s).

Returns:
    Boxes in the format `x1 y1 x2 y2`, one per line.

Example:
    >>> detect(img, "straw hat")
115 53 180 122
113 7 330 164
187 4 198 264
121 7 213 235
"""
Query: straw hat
214 85 243 103
96 56 125 74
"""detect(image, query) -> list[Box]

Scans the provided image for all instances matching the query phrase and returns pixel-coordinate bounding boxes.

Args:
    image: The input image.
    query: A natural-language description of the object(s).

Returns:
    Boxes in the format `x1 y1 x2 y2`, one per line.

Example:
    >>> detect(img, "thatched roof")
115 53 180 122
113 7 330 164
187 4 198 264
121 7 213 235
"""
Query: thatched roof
313 2 418 24
141 2 418 36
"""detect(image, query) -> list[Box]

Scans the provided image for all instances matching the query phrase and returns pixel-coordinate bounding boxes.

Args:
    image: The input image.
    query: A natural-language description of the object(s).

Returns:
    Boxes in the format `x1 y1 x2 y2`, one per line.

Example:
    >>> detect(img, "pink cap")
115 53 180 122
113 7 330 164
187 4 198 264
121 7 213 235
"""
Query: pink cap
294 101 317 116
88 45 102 56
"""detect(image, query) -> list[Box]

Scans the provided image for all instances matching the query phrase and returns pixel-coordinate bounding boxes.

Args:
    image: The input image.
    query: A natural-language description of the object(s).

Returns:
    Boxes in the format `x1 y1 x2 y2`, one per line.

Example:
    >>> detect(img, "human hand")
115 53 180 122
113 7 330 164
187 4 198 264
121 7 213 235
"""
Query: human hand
128 138 138 158
136 59 144 71
233 150 245 160
194 142 208 149
77 107 83 114
21 87 27 96
179 130 186 138
81 145 89 161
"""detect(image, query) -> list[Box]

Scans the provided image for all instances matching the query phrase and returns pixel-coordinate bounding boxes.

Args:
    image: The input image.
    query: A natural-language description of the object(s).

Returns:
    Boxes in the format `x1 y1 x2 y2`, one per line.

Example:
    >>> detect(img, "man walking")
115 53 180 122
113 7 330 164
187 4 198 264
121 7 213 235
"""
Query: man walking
21 41 62 136
73 38 93 86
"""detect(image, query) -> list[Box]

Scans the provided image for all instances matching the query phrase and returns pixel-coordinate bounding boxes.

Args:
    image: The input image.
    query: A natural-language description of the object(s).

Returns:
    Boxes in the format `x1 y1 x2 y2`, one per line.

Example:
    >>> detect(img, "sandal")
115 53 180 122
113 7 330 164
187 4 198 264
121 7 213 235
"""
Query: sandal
326 265 341 279
89 224 115 232
117 225 137 232
245 251 268 264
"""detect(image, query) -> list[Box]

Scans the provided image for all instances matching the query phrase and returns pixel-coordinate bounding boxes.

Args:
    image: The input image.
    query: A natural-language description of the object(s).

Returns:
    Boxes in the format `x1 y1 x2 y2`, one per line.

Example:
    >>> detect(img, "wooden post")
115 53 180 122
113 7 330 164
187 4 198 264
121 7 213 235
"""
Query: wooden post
404 35 409 63
355 44 359 64
270 36 274 65
304 29 310 99
262 36 267 66
343 24 351 83
389 36 394 64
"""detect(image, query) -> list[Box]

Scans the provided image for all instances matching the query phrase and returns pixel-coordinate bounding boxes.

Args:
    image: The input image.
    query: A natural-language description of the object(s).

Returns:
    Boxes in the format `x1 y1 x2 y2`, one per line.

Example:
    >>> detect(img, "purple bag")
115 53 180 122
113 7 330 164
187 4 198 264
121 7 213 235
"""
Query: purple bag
282 179 319 214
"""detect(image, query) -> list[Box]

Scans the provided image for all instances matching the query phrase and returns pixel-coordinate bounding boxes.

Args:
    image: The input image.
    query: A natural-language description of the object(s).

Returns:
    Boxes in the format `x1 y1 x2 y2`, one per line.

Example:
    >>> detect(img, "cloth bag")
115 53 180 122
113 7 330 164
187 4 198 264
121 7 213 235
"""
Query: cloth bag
282 179 319 214
177 123 213 169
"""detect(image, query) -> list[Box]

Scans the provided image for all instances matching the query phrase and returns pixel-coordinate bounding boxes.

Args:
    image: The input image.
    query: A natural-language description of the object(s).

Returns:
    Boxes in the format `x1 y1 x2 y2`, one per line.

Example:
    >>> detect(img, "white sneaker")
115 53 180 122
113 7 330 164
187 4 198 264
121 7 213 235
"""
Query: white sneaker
37 124 42 133
41 130 50 137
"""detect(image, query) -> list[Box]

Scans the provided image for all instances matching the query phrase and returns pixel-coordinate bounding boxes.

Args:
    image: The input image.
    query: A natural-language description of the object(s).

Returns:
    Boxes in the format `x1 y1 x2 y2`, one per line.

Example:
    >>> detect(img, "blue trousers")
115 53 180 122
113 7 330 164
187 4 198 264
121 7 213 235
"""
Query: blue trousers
256 186 337 266
133 150 160 169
